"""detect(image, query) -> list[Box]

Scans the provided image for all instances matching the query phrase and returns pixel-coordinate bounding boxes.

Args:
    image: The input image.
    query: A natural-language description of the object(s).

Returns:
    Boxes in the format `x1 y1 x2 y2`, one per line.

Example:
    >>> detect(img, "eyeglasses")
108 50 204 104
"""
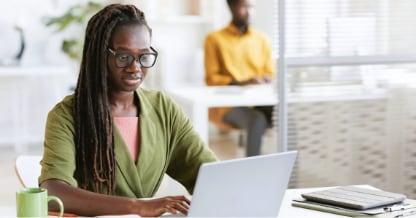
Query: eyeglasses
107 47 158 68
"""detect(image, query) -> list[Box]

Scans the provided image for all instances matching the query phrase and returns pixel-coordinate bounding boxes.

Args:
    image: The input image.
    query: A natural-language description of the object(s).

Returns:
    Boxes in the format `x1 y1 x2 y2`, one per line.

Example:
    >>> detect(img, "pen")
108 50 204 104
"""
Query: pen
384 205 416 213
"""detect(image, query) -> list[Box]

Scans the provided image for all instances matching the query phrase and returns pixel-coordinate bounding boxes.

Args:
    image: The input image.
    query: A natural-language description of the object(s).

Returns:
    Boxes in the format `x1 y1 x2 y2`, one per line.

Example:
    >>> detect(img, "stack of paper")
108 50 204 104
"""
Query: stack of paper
292 198 416 217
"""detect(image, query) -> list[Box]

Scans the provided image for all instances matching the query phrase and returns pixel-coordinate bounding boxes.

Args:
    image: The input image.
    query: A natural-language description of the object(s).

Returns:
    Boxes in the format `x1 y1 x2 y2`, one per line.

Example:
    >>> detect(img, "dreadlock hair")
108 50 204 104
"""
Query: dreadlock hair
74 4 151 195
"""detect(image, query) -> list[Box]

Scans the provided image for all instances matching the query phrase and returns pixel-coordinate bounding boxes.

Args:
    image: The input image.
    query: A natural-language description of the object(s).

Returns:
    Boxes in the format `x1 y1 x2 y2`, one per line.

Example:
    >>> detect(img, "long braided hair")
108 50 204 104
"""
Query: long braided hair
74 4 151 194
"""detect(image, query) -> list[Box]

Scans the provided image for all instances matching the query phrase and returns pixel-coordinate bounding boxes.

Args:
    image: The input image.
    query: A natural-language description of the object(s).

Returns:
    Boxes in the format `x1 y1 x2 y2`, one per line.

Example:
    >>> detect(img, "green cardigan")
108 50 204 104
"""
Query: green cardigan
39 88 217 198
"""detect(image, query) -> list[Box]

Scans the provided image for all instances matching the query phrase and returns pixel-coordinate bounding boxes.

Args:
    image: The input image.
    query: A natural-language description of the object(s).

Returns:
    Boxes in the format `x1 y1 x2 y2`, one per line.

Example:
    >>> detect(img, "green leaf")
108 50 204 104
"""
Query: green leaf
43 1 103 60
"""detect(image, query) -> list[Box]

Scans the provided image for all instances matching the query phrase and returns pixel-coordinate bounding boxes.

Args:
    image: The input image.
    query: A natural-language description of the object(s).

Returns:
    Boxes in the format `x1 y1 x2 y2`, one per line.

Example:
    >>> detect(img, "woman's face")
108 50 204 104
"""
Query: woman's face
107 24 152 93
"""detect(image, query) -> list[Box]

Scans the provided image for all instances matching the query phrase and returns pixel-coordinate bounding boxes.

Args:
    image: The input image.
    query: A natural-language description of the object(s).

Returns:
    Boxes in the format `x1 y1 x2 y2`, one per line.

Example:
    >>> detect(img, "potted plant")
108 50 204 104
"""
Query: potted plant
44 1 103 60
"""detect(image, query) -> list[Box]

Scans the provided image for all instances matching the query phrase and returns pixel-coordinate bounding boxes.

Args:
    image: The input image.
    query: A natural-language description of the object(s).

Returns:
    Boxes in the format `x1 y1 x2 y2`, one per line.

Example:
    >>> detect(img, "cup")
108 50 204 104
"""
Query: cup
16 187 64 218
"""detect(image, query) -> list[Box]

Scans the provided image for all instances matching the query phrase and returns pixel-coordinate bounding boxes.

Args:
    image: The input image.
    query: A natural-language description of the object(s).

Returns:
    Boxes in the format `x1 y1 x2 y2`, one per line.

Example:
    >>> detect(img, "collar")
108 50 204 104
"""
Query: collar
135 88 149 117
226 22 252 36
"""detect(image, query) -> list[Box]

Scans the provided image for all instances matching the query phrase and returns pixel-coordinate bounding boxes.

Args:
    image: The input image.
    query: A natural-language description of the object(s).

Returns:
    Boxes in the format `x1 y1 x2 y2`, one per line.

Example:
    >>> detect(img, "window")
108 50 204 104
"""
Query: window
276 0 416 197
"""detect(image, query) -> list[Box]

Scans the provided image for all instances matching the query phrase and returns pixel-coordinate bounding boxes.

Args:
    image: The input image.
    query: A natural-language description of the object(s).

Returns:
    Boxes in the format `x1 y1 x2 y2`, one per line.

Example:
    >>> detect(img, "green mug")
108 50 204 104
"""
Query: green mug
16 187 64 218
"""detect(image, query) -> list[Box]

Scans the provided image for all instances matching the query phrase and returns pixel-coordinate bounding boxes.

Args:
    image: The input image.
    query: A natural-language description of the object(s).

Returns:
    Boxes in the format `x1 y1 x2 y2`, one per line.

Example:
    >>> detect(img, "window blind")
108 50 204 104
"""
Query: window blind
274 0 416 197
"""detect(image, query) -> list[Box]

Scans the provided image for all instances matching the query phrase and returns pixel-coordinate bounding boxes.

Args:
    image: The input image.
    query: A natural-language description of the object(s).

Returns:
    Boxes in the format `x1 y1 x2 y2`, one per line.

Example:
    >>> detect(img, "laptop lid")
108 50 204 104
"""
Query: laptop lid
188 151 297 217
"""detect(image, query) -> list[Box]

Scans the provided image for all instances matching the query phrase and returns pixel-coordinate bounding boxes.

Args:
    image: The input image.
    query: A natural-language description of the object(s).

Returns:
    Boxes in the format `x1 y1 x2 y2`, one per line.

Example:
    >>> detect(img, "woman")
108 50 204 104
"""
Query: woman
39 4 217 217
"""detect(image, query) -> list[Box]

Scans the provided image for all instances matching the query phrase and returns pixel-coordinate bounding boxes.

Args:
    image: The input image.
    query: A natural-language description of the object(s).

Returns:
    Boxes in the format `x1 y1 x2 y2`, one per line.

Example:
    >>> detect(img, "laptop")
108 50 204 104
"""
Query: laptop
187 151 297 217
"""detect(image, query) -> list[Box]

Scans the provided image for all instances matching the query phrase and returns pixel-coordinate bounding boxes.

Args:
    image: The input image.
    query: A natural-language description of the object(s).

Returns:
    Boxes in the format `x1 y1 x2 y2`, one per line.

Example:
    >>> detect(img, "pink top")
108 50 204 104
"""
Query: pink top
114 117 139 162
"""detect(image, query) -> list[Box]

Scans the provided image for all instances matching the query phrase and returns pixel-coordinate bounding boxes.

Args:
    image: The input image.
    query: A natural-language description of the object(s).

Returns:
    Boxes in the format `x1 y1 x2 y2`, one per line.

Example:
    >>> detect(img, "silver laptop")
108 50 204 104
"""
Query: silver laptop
187 151 297 217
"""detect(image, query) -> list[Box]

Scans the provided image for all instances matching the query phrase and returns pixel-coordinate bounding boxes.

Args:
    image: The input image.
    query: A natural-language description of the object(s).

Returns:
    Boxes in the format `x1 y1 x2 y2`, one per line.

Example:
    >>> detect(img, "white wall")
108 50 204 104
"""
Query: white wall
0 0 276 88
0 0 276 150
0 0 88 65
0 0 83 149
145 0 277 90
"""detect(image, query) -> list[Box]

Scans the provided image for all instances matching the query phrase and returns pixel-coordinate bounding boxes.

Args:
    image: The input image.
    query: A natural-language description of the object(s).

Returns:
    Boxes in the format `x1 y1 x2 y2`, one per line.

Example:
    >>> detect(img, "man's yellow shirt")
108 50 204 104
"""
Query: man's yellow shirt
204 23 275 129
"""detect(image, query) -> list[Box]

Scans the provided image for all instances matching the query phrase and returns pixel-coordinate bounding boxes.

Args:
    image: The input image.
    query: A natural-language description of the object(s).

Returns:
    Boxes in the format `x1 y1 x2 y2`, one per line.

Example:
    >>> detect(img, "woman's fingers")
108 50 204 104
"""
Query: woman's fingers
164 205 178 215
164 196 190 215
170 200 189 215
171 195 191 205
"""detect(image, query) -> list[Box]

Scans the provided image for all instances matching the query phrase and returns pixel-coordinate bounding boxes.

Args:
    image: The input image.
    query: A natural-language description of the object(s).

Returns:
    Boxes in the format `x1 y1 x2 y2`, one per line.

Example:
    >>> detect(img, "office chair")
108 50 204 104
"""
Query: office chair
15 155 42 188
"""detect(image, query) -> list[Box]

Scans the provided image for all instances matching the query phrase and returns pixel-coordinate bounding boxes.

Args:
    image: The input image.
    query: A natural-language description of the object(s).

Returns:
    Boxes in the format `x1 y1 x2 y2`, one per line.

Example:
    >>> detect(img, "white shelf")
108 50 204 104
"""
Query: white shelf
0 64 74 153
0 65 71 76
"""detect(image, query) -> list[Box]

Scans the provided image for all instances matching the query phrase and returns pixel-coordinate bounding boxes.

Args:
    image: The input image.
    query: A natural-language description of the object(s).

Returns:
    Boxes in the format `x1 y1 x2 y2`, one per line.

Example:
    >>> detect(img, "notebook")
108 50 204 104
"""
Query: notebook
301 186 406 210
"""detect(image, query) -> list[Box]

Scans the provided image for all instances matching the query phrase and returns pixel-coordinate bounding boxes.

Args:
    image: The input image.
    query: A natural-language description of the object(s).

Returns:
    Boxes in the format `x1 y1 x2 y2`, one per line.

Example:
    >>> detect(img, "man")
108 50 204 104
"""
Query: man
204 0 275 156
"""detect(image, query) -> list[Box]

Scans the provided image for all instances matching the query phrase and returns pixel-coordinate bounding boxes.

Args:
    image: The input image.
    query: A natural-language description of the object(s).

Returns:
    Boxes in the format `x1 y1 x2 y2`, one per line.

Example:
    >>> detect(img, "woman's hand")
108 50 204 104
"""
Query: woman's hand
135 195 191 217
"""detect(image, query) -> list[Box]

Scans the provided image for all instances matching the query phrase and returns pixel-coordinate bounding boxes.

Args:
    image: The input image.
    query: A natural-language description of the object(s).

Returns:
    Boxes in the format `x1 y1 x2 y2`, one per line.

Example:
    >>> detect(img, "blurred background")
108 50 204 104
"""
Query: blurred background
1 0 416 209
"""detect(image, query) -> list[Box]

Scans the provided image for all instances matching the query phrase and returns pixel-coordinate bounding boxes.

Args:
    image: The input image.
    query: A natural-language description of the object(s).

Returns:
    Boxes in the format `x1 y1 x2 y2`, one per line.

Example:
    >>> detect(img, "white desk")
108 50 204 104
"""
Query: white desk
279 186 353 217
168 84 386 144
0 186 374 217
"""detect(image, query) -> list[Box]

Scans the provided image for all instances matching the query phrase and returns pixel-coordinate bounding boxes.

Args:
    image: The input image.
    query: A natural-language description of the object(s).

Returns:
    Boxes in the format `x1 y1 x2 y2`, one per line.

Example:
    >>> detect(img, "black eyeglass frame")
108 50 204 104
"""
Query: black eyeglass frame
107 46 158 68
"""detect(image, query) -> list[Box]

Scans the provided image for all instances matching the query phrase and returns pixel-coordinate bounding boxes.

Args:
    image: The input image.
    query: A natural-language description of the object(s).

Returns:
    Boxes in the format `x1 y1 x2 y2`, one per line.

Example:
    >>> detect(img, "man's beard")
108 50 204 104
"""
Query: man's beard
234 18 249 33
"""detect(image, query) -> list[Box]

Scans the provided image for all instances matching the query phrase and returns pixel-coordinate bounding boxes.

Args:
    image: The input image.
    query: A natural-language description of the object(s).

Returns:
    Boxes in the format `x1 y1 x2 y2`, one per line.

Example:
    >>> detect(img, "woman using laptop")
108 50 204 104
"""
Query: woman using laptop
39 4 217 217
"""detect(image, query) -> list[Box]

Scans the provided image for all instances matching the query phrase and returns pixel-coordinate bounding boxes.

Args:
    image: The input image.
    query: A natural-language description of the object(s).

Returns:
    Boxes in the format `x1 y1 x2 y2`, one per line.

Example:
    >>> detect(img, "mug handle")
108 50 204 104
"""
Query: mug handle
47 196 64 217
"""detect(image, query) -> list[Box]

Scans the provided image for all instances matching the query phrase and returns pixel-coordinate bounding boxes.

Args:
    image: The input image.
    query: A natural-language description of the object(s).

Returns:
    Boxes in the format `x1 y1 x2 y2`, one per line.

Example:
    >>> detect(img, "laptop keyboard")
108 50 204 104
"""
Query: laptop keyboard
301 186 406 210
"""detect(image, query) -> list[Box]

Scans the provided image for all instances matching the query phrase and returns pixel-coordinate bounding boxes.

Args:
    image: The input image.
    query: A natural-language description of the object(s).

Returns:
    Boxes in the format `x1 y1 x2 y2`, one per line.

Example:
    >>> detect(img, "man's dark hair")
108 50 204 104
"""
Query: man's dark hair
227 0 241 8
74 4 151 195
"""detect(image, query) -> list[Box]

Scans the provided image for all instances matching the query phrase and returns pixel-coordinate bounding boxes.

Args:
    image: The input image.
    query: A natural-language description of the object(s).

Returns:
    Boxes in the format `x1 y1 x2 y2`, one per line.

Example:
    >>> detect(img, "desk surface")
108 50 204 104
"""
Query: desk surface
279 186 354 217
169 84 387 107
169 84 277 107
1 186 369 217
168 84 387 144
